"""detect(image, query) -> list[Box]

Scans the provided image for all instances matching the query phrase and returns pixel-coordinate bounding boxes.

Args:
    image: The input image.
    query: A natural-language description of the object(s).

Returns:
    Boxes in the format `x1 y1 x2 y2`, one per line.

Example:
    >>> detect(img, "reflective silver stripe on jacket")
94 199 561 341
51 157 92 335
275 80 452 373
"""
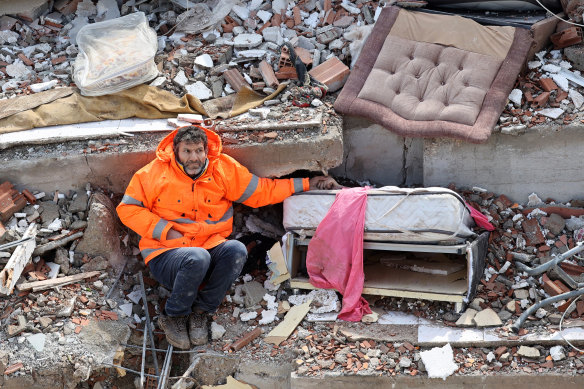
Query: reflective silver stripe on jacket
293 178 304 193
205 206 234 224
171 218 196 224
152 219 168 240
141 248 164 259
121 194 144 207
235 175 259 203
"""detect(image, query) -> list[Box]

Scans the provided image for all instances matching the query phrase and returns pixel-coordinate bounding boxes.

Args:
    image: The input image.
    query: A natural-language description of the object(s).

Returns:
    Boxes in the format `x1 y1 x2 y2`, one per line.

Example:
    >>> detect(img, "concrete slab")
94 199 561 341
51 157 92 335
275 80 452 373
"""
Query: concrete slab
418 325 483 346
0 117 343 193
330 116 423 186
291 373 584 389
424 124 584 203
338 322 418 344
0 0 49 19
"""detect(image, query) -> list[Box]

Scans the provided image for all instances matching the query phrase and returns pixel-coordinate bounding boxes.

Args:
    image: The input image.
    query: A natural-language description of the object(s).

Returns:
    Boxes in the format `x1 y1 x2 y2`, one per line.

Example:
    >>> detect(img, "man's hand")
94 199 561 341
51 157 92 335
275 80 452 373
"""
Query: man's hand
309 176 342 190
166 228 183 240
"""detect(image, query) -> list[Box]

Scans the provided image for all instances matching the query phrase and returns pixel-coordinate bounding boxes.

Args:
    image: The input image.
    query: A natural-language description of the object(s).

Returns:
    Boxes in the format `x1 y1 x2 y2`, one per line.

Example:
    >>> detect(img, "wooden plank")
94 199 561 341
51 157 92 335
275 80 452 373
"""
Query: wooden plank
0 223 37 295
265 300 312 345
16 270 101 292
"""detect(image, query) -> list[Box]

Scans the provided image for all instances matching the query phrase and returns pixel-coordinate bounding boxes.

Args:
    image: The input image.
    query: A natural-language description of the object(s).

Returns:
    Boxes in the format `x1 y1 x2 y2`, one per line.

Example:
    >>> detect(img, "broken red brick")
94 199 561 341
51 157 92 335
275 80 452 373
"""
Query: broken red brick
539 78 557 92
522 218 545 245
271 13 281 27
223 68 248 92
293 6 302 25
252 81 266 90
55 0 81 15
43 19 64 29
230 327 262 351
309 56 350 92
18 53 33 67
533 91 550 107
258 60 279 88
0 182 27 222
550 27 583 49
556 90 568 102
51 56 66 65
4 362 23 375
275 66 298 80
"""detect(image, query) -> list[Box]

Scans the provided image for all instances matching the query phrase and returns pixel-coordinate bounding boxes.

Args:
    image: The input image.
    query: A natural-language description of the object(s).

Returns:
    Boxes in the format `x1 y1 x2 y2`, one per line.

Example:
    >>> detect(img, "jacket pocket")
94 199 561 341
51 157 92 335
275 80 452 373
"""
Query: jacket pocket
161 236 189 248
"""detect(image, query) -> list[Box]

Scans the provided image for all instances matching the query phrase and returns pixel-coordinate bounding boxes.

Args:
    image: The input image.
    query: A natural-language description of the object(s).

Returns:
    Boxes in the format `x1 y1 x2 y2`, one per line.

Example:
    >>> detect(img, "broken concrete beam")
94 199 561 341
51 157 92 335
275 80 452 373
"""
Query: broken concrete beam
259 60 279 88
0 223 37 295
223 68 248 92
308 56 350 92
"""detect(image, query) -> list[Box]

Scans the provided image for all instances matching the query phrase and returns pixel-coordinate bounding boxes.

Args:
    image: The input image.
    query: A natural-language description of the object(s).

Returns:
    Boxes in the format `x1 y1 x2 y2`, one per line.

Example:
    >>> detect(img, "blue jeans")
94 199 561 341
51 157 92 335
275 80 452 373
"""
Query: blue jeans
148 240 247 317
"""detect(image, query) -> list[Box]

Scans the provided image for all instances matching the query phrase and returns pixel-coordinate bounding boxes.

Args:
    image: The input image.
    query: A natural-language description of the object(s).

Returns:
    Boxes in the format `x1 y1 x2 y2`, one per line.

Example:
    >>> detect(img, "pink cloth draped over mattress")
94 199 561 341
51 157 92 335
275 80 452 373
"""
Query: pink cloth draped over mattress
306 187 372 321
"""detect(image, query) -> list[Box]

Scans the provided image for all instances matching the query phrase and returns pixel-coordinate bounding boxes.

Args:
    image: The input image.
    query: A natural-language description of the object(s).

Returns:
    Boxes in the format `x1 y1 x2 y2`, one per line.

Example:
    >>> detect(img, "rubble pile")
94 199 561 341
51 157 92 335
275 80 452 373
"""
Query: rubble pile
501 48 584 134
0 0 380 106
458 185 584 328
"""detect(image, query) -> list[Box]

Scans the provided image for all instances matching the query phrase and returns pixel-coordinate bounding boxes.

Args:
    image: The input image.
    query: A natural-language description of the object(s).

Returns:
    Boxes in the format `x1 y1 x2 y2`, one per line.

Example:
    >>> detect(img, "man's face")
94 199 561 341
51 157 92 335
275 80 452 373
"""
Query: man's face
176 140 208 176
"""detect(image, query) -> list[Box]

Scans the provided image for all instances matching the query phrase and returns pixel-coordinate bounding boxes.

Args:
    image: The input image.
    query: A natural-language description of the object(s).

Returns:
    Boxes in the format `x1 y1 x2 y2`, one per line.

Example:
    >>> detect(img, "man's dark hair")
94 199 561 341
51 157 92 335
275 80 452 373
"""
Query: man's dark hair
173 126 208 149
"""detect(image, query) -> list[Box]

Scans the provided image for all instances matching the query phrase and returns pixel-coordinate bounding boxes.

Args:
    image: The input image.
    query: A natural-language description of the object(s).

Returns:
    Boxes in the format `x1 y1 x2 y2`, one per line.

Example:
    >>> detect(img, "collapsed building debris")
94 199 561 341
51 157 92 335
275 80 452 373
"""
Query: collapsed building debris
3 0 584 388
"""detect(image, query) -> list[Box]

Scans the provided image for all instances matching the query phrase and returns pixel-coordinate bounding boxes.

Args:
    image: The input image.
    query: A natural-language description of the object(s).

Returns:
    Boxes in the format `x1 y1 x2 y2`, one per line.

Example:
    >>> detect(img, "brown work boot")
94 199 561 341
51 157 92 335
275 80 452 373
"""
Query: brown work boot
188 312 209 346
158 314 190 349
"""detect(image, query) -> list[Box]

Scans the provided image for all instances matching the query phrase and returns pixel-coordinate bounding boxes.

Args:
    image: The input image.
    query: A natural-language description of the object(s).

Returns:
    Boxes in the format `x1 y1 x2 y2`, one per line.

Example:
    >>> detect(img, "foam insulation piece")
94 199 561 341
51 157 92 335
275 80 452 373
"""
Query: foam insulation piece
420 343 458 380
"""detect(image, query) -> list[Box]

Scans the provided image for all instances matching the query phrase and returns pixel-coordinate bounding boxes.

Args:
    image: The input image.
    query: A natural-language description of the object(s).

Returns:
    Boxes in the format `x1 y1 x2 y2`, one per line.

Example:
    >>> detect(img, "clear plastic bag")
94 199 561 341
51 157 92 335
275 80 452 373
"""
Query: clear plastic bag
72 12 158 96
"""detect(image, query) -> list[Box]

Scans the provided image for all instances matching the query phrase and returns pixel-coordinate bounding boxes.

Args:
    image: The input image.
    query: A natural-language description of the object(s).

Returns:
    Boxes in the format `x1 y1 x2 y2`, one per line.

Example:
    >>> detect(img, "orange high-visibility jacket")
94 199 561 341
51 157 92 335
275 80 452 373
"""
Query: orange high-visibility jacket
117 127 308 265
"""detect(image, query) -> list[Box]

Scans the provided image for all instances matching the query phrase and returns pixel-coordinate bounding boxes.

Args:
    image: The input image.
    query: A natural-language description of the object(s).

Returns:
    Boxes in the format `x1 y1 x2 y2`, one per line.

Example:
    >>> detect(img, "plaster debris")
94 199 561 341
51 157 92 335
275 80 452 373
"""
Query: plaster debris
288 289 340 313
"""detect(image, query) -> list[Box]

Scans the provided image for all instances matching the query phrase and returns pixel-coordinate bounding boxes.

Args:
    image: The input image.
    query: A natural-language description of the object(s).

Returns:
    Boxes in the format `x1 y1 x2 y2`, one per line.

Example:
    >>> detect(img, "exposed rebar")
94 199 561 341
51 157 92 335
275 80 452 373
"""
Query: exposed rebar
139 271 160 376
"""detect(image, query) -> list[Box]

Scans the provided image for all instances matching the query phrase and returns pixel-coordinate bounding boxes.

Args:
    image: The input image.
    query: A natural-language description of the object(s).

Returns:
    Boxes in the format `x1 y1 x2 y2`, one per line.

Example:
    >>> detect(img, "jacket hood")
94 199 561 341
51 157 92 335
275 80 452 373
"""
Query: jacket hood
156 125 223 164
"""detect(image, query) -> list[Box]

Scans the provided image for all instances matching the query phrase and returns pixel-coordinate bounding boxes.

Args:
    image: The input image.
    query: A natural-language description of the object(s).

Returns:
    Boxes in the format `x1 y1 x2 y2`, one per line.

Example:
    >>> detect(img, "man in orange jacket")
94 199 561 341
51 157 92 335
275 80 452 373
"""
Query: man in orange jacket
117 125 339 349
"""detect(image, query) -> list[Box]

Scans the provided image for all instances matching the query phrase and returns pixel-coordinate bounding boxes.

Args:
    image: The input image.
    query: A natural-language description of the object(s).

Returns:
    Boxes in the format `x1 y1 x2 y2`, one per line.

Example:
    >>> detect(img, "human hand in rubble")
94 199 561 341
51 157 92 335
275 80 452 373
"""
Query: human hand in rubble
309 176 342 190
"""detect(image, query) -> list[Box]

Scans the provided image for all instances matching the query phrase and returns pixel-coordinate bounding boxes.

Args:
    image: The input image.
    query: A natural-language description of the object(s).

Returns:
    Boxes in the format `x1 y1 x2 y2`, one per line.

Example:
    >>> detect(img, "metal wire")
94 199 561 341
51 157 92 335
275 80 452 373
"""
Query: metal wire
105 259 128 300
139 272 160 376
559 294 584 353
534 0 584 27
157 344 174 389
122 343 206 354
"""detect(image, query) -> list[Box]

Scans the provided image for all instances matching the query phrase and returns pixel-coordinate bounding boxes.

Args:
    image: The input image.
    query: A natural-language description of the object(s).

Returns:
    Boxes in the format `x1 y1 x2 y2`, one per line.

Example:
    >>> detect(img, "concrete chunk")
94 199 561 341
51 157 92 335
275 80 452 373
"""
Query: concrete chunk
518 345 540 358
455 308 477 327
27 333 46 352
472 308 503 328
242 281 266 308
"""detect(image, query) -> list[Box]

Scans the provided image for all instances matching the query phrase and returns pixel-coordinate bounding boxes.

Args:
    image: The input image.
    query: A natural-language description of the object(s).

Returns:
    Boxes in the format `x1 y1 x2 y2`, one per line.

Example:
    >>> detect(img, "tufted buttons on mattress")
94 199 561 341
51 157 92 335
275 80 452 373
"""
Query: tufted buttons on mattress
356 35 502 126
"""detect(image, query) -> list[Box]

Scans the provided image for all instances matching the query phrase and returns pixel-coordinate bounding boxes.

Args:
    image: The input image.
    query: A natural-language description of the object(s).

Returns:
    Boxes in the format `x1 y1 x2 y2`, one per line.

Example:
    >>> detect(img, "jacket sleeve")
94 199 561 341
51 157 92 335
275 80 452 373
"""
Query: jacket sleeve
221 155 309 208
116 171 173 241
